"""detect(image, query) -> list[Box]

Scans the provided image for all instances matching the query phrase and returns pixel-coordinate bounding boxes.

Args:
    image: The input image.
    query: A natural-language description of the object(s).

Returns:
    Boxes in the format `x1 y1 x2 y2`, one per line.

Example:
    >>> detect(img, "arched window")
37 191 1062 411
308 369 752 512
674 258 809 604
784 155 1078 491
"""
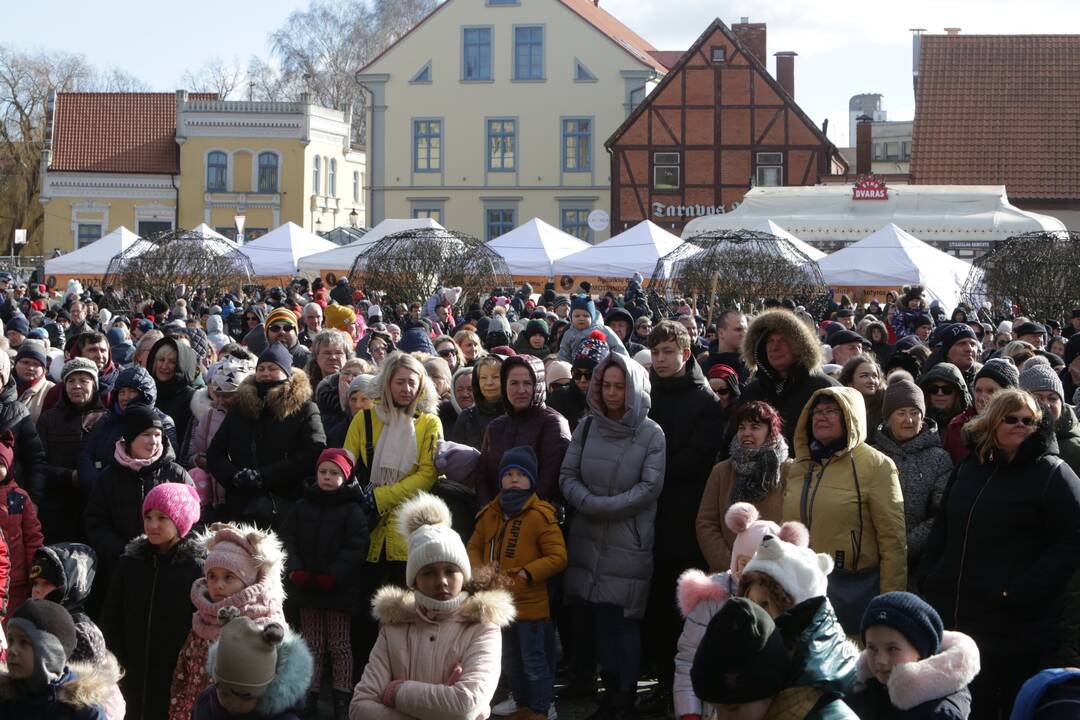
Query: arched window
257 152 278 192
207 151 227 191
329 158 337 197
312 156 321 195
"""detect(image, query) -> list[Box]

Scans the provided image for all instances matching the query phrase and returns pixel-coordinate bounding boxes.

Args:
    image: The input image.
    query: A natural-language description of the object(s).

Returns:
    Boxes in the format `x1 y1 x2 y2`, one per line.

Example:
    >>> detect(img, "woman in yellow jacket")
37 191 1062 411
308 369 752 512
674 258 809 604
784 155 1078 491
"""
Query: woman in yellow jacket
344 350 442 665
783 385 907 634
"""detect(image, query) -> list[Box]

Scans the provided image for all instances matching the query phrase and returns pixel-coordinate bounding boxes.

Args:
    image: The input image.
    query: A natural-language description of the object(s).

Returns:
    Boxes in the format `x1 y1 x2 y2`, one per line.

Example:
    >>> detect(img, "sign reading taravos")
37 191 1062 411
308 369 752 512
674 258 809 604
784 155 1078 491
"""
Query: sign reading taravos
852 175 889 200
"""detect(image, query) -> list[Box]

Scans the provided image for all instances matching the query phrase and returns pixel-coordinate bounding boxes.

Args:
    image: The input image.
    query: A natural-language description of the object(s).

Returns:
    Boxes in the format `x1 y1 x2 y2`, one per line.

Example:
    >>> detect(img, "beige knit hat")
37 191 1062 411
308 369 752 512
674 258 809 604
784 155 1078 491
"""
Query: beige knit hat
210 617 283 697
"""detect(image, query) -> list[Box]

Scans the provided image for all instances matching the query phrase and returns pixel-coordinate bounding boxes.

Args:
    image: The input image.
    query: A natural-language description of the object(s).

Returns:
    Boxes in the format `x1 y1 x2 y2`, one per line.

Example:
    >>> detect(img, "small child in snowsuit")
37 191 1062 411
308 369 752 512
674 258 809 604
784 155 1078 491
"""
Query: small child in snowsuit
350 492 516 720
280 448 369 718
169 520 288 720
557 295 626 362
192 615 314 720
99 482 204 720
468 446 567 720
0 429 43 611
0 599 118 719
849 592 980 719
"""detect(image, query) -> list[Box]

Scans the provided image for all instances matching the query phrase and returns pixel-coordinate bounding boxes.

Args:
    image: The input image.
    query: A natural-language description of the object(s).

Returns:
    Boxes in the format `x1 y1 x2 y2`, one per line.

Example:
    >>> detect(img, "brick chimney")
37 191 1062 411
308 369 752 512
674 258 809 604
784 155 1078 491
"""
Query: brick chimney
732 18 767 66
856 114 873 175
775 52 797 98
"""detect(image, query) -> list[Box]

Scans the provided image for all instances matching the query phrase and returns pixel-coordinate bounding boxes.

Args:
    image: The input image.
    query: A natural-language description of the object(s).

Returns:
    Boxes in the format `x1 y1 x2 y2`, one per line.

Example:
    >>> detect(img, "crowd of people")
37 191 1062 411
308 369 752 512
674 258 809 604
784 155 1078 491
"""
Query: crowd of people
0 273 1075 719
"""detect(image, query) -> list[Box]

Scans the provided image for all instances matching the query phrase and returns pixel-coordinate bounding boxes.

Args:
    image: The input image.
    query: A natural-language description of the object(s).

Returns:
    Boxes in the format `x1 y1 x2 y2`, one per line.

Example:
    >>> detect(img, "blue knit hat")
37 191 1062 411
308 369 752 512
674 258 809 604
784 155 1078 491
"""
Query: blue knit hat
861 591 944 659
569 294 595 321
498 445 538 489
7 315 28 337
258 342 293 376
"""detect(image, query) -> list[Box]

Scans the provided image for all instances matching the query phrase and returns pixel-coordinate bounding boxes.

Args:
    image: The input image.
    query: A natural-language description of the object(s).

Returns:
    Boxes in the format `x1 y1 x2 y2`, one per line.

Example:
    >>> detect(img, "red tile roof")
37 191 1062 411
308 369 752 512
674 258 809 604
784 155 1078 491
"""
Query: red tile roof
49 92 215 174
647 50 684 70
911 34 1080 200
557 0 666 73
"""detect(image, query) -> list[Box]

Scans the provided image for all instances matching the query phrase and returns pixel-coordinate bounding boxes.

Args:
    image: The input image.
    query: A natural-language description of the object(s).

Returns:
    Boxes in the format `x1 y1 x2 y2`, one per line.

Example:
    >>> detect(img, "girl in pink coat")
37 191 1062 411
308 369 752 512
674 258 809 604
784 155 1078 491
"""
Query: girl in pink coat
168 521 287 720
350 492 515 720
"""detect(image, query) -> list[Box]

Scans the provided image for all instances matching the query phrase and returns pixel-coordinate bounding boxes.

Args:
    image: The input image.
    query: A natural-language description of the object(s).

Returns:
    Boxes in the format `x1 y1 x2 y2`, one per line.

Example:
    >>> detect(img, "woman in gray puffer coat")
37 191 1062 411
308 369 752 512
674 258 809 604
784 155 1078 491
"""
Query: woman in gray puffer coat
873 372 953 588
560 351 665 718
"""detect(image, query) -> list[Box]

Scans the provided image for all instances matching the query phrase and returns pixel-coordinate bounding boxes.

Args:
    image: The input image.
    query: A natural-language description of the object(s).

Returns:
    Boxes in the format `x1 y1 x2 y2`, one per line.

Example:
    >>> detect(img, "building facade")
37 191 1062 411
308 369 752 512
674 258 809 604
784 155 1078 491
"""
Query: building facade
39 91 365 255
357 0 668 243
605 19 847 235
839 94 912 175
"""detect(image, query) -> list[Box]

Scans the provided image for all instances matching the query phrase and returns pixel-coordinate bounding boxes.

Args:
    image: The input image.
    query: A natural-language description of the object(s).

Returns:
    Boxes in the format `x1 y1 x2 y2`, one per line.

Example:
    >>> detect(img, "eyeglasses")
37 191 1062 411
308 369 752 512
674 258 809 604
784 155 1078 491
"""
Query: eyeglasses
438 348 457 358
927 384 955 396
811 406 841 418
572 369 592 381
267 324 295 333
1002 414 1037 427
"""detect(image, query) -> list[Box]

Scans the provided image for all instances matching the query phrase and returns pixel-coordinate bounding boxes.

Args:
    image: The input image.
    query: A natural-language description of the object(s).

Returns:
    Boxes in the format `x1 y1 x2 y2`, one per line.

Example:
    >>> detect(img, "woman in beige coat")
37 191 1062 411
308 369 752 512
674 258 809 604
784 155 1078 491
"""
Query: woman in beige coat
695 401 788 573
350 492 515 720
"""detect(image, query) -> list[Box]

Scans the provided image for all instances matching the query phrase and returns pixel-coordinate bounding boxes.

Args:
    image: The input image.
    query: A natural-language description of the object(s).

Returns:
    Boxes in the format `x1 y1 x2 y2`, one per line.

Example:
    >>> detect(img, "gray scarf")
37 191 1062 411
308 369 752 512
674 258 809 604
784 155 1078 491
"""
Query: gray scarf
728 434 788 503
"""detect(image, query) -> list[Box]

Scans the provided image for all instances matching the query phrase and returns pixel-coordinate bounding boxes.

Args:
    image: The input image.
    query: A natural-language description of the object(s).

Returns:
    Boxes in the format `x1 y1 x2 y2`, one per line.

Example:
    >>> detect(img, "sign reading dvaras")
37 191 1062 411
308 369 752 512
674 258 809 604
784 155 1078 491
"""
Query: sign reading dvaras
852 175 889 201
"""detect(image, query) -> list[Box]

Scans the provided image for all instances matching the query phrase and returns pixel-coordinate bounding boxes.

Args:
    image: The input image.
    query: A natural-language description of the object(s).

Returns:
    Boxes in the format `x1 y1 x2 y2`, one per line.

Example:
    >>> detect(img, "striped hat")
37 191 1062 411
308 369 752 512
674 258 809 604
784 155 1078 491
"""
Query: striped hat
264 307 297 332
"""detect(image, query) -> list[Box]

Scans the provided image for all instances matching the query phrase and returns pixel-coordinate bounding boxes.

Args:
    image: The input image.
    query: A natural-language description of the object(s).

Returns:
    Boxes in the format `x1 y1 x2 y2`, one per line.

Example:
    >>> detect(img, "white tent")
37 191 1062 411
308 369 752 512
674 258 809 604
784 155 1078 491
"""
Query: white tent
190 223 237 244
238 222 338 276
44 226 141 276
297 217 445 273
816 224 973 310
552 220 694 278
487 218 591 276
735 219 826 260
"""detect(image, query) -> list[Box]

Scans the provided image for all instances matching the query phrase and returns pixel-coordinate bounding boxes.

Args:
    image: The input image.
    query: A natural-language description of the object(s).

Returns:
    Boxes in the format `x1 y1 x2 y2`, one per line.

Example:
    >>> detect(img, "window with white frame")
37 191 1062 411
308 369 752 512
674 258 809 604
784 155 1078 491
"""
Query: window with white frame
257 152 278 193
207 151 227 191
76 224 102 249
329 158 337 197
653 152 681 191
755 152 783 186
313 156 321 195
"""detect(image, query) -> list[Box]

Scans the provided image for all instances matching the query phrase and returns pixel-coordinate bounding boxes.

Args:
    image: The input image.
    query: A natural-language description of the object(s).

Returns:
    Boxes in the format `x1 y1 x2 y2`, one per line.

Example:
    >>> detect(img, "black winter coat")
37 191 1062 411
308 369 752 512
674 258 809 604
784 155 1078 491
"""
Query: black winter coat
100 535 203 720
449 366 504 450
546 382 587 431
647 355 724 559
146 336 201 454
207 369 326 529
84 441 194 567
314 373 349 432
36 391 106 543
922 415 1080 663
848 679 971 720
0 378 47 513
280 480 370 611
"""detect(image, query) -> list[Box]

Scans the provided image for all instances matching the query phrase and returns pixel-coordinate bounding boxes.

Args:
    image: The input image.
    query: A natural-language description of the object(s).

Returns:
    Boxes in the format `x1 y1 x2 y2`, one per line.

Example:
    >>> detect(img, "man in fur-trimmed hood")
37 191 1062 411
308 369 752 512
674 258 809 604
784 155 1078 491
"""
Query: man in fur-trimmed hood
739 310 839 454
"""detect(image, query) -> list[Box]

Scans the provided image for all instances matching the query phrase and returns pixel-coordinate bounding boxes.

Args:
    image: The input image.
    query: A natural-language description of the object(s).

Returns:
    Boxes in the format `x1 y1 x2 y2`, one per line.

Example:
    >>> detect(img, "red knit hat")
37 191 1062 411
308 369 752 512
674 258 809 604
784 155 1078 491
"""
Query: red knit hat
708 363 738 381
317 448 354 481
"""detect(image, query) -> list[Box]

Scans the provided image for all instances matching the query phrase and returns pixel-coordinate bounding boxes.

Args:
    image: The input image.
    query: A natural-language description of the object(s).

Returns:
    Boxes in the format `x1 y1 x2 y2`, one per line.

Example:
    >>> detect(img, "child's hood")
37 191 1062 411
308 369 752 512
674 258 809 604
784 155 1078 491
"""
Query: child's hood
197 521 285 590
34 543 98 615
372 585 515 628
0 653 122 709
206 623 314 718
855 630 980 711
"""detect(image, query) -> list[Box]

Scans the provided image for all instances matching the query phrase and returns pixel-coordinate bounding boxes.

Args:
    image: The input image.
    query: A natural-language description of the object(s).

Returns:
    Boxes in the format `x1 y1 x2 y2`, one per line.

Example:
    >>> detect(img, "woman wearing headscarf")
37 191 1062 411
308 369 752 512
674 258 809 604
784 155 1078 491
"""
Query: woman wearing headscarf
145 336 201 453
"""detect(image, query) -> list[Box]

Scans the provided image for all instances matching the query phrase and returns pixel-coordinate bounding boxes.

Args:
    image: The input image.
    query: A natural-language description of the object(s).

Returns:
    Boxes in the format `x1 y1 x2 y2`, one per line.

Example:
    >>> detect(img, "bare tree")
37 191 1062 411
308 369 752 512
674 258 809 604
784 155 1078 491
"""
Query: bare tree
246 56 305 102
181 57 246 99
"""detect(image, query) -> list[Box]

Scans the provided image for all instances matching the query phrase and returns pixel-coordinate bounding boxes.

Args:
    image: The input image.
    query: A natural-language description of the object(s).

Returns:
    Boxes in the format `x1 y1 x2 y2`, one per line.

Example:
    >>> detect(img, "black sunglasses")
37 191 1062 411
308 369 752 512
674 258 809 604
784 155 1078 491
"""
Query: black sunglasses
268 324 295 333
927 384 955 396
437 348 457 358
1002 415 1037 427
572 369 592 380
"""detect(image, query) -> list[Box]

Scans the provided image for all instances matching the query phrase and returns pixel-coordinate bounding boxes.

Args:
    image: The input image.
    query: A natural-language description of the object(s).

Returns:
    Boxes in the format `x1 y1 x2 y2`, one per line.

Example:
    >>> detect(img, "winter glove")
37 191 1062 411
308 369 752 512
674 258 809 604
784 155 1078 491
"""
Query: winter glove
315 574 336 592
289 570 313 589
232 468 262 490
381 679 405 708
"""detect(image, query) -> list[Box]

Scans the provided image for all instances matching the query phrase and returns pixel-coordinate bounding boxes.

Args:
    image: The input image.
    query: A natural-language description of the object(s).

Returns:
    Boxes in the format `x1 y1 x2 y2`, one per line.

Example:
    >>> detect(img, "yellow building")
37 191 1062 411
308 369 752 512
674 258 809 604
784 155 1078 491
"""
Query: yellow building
39 90 365 255
358 0 668 243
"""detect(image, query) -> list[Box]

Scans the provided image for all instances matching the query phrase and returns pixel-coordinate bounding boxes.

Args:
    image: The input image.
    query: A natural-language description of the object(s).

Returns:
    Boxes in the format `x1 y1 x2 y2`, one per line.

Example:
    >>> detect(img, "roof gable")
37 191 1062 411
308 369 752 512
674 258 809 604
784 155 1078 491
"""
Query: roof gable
910 34 1080 200
605 18 841 162
49 92 216 174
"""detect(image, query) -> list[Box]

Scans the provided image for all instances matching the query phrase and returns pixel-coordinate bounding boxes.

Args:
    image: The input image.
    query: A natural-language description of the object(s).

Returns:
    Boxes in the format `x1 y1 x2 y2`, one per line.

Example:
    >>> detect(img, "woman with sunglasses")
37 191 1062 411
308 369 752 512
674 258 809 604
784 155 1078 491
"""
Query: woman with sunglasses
432 335 464 372
916 362 971 440
943 358 1020 463
921 389 1080 717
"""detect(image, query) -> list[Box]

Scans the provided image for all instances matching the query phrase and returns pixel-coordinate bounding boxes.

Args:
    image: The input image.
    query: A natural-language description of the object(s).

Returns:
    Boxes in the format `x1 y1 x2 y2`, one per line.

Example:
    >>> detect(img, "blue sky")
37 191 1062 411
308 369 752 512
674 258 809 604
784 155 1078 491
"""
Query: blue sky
3 0 1074 147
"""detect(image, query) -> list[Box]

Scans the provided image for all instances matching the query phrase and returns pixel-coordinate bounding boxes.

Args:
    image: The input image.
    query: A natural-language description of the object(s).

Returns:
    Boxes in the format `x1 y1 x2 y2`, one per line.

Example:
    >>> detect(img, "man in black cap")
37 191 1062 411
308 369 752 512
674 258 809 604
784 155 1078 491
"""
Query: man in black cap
928 323 982 388
912 314 934 343
835 307 855 330
829 329 868 367
1014 320 1047 349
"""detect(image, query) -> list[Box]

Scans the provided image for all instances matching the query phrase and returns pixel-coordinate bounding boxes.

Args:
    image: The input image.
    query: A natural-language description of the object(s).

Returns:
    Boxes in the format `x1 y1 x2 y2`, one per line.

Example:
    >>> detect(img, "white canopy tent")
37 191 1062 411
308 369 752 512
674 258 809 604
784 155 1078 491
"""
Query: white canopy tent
297 217 445 274
816 224 973 310
730 219 826 260
487 218 591 276
552 220 695 278
45 226 141 277
190 223 237 245
238 222 338 276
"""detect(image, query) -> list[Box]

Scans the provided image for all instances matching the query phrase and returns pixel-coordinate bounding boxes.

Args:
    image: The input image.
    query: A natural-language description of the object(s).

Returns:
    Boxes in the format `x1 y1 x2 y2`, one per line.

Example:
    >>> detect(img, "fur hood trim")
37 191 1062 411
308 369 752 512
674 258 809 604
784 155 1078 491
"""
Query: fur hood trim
856 630 980 710
371 585 516 628
743 310 824 374
0 654 122 707
189 386 212 419
194 522 285 600
236 368 313 421
676 569 731 618
206 623 313 717
122 534 204 564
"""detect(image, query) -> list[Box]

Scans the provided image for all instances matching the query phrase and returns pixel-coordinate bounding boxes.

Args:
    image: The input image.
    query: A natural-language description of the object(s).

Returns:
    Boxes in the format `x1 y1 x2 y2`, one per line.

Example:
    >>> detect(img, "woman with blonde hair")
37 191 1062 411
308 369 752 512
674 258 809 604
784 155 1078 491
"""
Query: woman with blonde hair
453 329 486 366
922 388 1080 716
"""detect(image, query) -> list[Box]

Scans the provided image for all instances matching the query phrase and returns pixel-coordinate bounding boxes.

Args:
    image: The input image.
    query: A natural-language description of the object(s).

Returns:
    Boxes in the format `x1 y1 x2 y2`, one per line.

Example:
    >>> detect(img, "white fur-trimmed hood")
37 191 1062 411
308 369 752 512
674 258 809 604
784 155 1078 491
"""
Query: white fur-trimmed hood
856 630 980 710
371 585 515 628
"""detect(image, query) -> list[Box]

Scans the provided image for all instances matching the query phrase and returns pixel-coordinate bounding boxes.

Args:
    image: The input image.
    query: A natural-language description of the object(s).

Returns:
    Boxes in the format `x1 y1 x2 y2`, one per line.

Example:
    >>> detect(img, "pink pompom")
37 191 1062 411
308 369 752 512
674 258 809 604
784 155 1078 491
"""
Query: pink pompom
725 502 760 534
777 521 810 548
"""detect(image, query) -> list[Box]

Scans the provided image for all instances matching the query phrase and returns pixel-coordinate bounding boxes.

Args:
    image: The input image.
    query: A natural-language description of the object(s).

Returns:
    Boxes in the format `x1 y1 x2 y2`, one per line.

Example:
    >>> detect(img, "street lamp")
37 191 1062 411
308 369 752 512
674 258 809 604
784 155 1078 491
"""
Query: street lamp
315 217 323 236
349 208 358 229
234 213 246 245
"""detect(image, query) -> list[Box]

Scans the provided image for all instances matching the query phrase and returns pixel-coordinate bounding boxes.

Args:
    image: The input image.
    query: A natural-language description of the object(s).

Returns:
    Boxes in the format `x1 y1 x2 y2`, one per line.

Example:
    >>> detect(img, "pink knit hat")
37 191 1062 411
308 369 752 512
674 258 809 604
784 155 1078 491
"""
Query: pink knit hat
205 526 260 586
726 503 782 578
142 483 201 538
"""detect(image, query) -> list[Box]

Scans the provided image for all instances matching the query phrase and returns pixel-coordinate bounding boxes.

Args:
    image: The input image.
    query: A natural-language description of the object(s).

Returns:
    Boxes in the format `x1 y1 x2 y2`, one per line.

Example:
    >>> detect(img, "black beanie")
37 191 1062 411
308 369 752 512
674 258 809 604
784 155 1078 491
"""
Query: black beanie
499 445 538 489
29 548 65 591
691 597 792 704
1066 335 1080 368
12 598 77 660
258 342 293 376
861 591 944 659
121 404 163 445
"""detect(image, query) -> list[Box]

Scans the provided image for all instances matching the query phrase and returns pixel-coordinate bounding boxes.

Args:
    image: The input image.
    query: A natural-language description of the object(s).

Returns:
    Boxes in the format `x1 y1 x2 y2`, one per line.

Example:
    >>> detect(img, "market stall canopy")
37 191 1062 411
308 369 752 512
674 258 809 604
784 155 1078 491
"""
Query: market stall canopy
683 185 1066 246
735 219 825 260
190 223 237 245
552 220 694 278
816 223 972 310
297 217 445 274
238 222 338 276
45 226 141 276
488 218 591 276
